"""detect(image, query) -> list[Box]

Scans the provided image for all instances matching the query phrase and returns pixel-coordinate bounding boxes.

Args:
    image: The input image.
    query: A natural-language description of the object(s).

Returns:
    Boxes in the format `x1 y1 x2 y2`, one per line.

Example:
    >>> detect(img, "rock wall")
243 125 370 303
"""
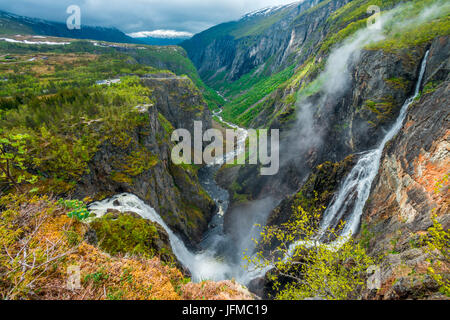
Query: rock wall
182 0 351 87
359 36 449 299
75 76 216 248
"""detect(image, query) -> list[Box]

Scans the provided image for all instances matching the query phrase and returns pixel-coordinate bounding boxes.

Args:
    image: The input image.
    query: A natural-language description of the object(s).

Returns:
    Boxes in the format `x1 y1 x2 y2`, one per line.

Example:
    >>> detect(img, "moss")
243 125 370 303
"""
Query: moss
90 212 176 264
229 181 250 205
423 80 442 94
158 112 175 135
110 171 133 184
182 203 207 232
364 96 396 121
385 77 410 90
119 149 159 177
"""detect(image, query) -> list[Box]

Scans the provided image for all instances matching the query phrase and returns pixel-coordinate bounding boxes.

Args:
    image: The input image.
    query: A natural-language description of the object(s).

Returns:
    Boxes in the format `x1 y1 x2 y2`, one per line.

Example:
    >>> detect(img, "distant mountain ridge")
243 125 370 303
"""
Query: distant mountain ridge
133 37 190 46
181 0 320 85
0 10 139 44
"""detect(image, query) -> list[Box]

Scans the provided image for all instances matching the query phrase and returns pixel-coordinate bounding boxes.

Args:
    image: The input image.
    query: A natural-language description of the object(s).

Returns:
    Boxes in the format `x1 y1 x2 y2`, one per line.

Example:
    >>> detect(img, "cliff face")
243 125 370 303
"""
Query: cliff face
360 37 449 299
75 76 215 248
182 0 351 87
198 0 449 299
219 45 429 212
141 75 212 135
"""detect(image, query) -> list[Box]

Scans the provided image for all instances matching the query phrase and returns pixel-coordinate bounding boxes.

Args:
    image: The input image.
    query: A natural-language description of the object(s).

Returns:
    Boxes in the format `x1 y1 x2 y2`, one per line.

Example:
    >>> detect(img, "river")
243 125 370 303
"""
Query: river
88 110 261 284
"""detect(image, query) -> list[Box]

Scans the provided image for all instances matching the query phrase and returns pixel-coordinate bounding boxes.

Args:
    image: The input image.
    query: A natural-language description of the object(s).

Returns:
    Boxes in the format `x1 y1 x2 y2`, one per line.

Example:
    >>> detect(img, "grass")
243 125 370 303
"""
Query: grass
221 64 295 125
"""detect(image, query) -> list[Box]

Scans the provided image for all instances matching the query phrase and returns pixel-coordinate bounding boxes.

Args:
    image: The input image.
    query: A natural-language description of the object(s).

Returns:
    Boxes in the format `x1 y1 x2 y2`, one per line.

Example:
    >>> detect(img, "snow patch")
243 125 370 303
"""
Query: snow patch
127 30 193 39
0 38 70 45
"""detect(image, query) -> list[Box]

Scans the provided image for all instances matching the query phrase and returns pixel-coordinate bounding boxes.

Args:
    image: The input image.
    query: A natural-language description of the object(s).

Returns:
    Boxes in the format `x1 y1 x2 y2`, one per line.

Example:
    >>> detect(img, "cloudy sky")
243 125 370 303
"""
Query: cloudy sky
0 0 297 37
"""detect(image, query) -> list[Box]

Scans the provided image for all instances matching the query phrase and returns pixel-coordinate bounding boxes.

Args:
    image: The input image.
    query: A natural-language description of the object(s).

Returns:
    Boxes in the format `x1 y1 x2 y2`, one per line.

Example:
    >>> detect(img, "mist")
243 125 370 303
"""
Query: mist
278 0 445 170
224 196 278 281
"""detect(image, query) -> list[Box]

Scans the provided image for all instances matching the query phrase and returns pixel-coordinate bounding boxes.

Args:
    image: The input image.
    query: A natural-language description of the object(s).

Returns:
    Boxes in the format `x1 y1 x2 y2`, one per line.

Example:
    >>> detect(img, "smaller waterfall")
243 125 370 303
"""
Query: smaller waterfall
285 50 430 257
88 193 232 282
320 50 430 237
87 111 257 283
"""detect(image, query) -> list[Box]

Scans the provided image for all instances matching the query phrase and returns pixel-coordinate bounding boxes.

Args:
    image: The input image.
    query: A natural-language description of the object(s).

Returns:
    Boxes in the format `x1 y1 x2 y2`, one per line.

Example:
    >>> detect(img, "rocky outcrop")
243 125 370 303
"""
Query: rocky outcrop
359 36 449 299
267 155 357 228
75 76 216 248
141 75 212 134
89 210 178 266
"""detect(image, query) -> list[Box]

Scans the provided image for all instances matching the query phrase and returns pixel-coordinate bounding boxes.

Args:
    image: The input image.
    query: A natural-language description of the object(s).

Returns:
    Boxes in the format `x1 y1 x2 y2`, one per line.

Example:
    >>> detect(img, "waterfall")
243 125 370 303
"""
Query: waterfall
87 111 255 283
88 193 233 282
319 50 430 238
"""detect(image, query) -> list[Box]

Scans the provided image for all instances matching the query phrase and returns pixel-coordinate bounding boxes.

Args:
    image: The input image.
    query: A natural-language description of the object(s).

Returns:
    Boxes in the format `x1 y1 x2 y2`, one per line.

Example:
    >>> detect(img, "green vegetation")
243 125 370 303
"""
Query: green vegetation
246 194 376 300
131 46 224 109
0 39 223 110
369 13 450 51
421 215 450 297
0 66 154 192
314 0 450 54
364 96 396 122
420 176 450 297
385 77 410 90
90 212 176 264
221 64 295 125
0 132 38 193
57 199 91 221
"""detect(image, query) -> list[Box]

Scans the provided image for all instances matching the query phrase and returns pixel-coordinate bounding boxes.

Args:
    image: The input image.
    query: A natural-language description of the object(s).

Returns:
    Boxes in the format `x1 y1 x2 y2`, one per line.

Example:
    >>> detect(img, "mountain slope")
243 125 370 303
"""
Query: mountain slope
0 10 138 44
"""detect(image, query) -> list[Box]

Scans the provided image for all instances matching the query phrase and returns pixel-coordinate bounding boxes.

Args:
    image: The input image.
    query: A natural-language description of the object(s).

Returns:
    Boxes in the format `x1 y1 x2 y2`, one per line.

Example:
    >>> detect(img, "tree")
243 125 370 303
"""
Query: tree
421 214 450 297
245 195 376 300
0 131 37 193
421 175 450 297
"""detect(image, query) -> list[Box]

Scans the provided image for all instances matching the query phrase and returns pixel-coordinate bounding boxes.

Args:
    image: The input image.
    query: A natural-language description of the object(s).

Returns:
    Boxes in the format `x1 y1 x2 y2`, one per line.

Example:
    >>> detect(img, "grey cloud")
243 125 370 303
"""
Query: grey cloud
0 0 296 34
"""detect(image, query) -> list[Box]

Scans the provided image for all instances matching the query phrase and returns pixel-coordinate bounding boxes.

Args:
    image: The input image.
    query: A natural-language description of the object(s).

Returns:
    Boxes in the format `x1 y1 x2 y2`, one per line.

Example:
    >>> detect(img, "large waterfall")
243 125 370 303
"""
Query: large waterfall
319 50 430 238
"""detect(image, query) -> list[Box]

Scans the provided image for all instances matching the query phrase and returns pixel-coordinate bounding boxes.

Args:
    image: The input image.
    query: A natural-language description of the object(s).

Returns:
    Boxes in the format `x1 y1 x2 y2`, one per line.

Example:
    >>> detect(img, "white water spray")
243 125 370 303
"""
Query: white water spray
88 193 233 282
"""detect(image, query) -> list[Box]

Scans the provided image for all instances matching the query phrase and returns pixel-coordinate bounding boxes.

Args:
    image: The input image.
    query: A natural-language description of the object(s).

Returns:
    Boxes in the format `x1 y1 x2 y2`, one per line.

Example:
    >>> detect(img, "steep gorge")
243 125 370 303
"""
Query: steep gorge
0 0 448 301
182 0 449 298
